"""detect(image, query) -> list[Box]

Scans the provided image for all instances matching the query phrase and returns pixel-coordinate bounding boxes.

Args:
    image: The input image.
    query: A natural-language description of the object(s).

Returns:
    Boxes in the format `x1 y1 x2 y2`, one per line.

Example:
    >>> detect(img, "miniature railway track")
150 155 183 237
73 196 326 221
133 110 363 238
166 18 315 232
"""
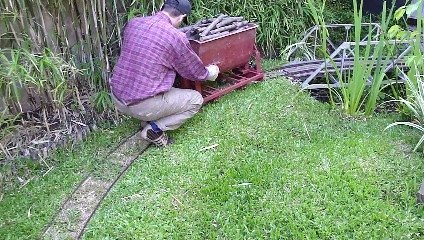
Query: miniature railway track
271 56 409 89
272 23 413 89
42 130 150 239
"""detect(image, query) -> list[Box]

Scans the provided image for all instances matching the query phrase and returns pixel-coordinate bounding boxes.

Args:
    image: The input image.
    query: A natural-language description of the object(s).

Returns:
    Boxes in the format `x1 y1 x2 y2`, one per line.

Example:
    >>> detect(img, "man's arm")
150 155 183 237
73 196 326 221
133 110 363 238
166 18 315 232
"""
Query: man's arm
171 33 217 81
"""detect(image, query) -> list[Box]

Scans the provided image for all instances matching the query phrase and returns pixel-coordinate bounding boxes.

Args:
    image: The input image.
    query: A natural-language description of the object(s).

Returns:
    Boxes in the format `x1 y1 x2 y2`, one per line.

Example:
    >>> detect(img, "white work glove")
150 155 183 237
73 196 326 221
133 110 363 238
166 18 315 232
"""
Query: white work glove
205 65 220 81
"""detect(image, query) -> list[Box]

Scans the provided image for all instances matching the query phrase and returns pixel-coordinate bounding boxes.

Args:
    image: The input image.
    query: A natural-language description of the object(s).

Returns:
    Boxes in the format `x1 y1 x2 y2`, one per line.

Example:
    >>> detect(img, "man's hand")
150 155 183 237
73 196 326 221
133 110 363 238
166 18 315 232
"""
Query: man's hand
206 65 220 81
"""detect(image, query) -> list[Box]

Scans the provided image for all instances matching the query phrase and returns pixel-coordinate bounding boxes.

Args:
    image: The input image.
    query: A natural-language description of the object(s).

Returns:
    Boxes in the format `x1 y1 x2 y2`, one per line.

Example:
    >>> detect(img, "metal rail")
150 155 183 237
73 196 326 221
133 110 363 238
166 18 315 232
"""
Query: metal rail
275 24 412 89
284 23 382 61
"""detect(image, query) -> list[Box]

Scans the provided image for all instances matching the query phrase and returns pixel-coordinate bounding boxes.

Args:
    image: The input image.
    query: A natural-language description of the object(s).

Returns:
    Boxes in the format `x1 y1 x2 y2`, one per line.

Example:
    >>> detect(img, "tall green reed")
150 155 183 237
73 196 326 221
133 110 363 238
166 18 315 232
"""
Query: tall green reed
306 0 396 116
359 0 396 116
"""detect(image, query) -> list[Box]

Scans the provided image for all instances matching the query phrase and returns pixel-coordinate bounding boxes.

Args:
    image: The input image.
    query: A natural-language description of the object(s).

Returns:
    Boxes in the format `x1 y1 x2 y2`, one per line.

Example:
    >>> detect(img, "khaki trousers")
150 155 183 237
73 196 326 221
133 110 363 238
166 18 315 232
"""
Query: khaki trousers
112 88 203 139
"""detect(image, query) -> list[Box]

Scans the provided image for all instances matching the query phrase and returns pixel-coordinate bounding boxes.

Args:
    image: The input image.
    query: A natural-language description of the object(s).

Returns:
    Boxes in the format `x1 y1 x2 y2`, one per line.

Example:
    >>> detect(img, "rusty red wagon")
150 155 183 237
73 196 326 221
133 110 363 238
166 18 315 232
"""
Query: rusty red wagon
178 23 264 104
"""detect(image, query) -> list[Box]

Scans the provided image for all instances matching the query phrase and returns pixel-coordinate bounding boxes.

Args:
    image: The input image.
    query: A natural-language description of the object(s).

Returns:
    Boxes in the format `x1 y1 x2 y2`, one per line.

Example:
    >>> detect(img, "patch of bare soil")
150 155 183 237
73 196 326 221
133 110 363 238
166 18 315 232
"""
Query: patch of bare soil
111 131 149 167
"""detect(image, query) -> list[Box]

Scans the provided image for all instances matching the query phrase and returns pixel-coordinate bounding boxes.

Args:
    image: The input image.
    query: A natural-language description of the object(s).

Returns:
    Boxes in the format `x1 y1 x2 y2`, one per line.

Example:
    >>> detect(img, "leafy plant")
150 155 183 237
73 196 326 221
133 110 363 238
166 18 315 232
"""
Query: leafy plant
306 0 396 116
385 69 424 151
385 0 424 151
36 48 81 106
0 49 39 111
0 48 81 112
388 0 424 75
93 90 114 113
363 1 396 115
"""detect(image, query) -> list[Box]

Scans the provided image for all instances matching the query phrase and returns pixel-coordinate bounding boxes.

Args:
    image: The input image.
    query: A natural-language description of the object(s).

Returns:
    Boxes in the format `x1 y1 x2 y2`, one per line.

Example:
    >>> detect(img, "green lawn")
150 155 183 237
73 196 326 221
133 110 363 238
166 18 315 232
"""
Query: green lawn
80 79 424 239
0 121 139 239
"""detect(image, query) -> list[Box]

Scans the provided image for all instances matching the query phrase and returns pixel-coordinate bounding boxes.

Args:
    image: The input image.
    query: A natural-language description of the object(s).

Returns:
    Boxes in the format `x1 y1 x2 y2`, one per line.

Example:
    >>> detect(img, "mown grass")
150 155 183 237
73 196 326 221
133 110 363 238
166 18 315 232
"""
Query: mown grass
0 120 139 239
83 79 424 239
0 59 282 239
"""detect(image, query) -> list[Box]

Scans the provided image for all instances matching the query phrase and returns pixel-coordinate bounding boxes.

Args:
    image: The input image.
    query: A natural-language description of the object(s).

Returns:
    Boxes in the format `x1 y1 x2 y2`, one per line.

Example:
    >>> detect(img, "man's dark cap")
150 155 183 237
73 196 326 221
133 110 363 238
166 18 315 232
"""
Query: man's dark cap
164 0 192 15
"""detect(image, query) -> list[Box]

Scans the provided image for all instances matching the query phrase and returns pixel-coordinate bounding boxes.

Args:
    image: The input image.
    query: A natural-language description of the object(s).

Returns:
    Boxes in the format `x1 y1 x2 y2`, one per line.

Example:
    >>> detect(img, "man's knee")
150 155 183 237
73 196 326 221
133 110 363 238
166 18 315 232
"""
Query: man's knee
191 90 204 106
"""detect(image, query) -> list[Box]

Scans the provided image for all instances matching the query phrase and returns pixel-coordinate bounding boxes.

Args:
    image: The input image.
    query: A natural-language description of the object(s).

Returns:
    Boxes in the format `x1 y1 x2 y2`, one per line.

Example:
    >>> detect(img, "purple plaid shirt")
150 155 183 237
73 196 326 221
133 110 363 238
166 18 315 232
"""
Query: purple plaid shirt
110 12 208 105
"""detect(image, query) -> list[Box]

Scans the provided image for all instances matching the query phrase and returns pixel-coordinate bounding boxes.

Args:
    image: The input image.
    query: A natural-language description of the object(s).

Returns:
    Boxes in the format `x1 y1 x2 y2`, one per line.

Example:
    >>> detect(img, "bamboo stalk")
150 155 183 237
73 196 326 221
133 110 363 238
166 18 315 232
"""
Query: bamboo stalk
15 1 26 34
235 21 249 28
58 1 73 57
91 0 103 60
4 0 21 47
34 0 52 49
102 0 111 81
70 0 85 66
81 0 95 77
25 1 43 51
98 0 110 84
7 21 21 46
120 0 127 13
201 18 217 24
90 0 107 90
113 0 122 47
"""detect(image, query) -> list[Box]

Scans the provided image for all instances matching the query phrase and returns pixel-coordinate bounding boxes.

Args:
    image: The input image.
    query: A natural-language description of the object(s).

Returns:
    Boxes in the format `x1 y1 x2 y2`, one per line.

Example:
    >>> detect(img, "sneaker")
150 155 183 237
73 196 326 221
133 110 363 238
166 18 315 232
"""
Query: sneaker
146 129 172 147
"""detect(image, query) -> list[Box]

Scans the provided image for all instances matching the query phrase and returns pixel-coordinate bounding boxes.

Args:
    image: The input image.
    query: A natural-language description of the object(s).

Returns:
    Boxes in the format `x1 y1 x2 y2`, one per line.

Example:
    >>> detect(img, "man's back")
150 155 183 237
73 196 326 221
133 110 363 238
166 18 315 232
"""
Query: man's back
110 13 178 105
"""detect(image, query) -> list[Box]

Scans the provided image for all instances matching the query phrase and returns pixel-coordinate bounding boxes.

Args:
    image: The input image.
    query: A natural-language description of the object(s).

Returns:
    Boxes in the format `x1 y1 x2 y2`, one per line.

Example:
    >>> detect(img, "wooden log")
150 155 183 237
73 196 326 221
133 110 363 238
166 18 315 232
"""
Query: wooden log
201 17 217 24
209 24 237 34
200 14 227 37
229 27 247 34
197 26 208 32
192 23 210 31
235 20 249 28
216 17 244 28
179 20 206 32
179 18 207 32
200 20 248 33
179 25 193 32
199 31 229 41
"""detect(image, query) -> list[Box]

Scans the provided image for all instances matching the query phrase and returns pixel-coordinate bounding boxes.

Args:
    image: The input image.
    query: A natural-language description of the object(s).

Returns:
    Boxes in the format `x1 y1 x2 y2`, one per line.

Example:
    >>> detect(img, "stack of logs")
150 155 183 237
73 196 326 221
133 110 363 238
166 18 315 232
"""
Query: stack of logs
180 14 250 41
